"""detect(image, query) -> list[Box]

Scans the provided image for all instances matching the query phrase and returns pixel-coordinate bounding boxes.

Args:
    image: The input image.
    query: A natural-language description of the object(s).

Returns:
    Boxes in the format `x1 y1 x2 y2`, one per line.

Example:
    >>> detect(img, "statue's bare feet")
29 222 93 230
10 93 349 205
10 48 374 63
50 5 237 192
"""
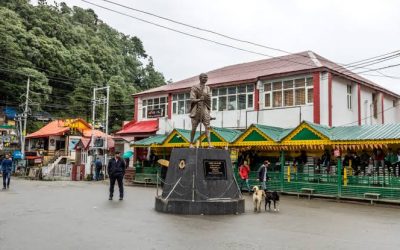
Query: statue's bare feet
208 144 214 148
189 144 195 148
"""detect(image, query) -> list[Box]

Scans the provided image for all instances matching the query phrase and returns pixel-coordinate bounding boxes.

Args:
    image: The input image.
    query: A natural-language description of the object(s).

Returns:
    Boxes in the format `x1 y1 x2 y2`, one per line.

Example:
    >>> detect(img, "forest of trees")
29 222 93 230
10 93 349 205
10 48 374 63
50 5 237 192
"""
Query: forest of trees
0 0 165 132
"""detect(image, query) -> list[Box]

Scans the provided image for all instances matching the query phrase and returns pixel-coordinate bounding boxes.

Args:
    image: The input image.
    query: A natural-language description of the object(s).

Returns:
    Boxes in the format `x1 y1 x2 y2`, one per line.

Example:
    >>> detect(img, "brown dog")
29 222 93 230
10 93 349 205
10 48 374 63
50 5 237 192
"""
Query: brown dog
252 186 265 212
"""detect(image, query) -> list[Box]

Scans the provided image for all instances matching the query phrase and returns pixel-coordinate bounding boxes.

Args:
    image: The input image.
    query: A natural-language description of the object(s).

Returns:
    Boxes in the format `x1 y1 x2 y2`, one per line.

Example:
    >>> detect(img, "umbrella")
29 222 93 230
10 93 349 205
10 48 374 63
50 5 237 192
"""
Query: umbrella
157 159 169 167
122 150 134 159
12 150 24 160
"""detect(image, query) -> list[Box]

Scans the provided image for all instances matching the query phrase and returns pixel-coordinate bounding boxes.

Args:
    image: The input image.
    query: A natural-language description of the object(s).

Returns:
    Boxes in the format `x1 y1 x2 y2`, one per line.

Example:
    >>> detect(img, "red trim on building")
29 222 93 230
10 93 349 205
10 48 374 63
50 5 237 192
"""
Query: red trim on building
357 83 361 125
254 83 260 111
116 120 158 135
133 97 138 122
328 72 332 127
381 93 384 124
313 72 320 124
167 94 172 119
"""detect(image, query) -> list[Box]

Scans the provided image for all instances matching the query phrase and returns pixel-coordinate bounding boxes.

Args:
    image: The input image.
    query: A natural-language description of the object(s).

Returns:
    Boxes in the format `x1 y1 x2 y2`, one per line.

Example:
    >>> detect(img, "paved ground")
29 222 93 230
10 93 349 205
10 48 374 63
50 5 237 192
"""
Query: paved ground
0 179 400 250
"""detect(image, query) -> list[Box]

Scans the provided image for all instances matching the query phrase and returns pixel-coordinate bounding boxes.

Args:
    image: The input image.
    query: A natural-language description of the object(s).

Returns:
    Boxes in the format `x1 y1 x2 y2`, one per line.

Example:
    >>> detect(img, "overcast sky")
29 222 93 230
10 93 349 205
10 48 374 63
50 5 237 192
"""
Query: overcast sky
50 0 400 93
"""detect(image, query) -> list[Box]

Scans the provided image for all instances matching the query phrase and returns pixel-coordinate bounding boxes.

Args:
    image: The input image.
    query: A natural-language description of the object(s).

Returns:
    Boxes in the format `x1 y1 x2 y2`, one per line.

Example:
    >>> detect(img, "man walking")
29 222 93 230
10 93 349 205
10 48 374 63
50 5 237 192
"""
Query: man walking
258 160 270 191
1 153 13 190
107 152 126 200
94 157 102 181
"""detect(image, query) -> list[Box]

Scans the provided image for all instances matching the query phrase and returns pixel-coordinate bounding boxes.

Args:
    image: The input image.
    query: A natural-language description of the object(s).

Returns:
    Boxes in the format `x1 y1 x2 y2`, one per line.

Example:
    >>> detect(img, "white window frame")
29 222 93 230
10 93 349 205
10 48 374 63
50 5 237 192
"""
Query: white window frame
211 84 254 111
172 93 190 115
141 96 168 118
262 76 313 109
347 84 352 110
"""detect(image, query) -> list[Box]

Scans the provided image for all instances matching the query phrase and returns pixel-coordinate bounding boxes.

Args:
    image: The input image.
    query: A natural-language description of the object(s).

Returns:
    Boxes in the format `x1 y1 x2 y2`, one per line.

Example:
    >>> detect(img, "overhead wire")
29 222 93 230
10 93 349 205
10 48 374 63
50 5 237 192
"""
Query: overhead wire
0 55 80 82
93 0 400 78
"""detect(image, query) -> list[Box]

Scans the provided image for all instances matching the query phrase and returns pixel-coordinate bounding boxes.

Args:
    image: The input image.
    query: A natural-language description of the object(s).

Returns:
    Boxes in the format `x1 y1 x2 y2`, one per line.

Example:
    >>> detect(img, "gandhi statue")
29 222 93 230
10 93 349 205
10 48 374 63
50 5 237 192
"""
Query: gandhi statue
189 73 212 148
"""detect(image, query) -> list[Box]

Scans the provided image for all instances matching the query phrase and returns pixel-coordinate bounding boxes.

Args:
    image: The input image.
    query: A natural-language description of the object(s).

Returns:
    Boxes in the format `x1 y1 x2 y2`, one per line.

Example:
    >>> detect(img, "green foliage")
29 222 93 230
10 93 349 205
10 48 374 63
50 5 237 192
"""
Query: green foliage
0 1 165 132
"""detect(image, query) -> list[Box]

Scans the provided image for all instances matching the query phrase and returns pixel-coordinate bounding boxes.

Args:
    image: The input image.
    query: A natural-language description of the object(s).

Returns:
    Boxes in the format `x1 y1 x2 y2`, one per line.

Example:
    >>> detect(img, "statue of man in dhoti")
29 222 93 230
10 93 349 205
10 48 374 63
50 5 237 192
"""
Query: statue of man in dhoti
189 73 212 148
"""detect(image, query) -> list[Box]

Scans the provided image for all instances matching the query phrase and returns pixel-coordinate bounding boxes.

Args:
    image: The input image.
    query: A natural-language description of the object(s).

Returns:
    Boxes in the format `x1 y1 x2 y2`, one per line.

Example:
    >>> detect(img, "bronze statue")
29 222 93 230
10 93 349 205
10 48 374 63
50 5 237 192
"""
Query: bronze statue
189 73 212 148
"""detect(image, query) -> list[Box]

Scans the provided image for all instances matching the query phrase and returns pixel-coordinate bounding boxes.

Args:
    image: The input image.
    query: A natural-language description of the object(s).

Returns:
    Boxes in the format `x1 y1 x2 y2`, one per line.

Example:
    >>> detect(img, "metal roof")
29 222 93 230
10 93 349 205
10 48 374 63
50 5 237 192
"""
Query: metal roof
211 127 242 142
175 128 200 142
255 121 400 142
254 124 291 141
133 51 400 98
132 121 400 148
131 134 167 146
331 124 400 141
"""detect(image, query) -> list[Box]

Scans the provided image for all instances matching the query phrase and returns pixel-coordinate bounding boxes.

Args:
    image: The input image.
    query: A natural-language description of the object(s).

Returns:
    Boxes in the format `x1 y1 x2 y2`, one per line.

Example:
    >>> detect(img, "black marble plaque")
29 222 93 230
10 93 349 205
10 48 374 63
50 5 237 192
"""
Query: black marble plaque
203 159 226 180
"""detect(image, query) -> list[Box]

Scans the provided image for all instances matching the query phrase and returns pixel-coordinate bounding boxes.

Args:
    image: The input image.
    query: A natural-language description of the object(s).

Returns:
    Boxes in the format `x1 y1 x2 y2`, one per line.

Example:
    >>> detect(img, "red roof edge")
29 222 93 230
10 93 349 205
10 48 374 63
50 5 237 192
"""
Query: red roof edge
116 119 159 135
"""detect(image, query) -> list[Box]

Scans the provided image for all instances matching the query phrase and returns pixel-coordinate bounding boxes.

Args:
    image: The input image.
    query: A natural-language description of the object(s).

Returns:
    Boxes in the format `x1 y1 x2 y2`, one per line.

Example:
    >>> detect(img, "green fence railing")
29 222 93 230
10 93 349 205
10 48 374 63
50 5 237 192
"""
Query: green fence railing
136 164 400 203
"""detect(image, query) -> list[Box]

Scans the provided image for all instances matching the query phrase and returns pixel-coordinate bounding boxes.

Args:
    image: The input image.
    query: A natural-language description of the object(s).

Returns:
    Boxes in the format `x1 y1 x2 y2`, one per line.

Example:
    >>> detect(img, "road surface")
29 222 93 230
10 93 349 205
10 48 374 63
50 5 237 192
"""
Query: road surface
0 179 399 250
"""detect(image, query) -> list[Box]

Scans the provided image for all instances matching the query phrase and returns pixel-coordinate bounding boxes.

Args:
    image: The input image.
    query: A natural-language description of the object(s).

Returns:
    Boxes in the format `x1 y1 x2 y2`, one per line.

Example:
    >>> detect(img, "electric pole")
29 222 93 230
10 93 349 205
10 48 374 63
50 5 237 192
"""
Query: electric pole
21 76 30 158
104 85 110 181
90 86 110 180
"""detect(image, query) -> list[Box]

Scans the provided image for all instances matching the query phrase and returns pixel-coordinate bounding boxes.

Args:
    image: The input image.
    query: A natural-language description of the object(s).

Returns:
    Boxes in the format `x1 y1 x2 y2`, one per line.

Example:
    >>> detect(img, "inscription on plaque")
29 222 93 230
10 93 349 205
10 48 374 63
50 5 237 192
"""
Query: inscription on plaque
203 160 227 180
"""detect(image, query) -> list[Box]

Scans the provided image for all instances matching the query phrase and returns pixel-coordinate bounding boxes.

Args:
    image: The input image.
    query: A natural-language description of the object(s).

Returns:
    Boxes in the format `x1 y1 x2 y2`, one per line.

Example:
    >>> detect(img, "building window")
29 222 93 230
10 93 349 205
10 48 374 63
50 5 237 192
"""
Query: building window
141 96 168 118
172 93 190 114
263 76 313 109
211 84 254 111
347 85 352 110
372 93 378 118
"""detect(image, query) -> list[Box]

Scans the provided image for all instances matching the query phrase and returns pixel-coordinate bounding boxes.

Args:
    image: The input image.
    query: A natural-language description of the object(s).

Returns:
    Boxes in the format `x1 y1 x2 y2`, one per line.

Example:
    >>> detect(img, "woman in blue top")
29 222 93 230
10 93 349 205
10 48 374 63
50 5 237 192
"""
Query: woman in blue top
1 153 13 190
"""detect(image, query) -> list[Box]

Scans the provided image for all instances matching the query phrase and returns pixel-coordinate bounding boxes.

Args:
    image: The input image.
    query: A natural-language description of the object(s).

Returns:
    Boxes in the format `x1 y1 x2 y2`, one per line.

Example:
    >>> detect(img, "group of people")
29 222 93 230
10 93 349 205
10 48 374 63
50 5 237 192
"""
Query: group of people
318 148 400 176
1 153 12 190
238 160 270 193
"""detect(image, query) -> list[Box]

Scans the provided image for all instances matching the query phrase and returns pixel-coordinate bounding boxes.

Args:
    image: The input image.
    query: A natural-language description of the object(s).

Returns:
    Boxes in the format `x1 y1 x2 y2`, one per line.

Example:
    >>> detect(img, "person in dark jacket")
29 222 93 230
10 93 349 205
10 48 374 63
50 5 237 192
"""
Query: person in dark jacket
94 158 102 181
1 153 13 190
107 152 126 200
258 160 270 191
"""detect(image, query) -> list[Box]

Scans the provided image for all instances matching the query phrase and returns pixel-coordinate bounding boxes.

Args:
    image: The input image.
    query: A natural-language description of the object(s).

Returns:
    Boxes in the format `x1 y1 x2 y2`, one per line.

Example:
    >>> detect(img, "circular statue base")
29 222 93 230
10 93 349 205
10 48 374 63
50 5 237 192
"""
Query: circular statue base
155 196 245 215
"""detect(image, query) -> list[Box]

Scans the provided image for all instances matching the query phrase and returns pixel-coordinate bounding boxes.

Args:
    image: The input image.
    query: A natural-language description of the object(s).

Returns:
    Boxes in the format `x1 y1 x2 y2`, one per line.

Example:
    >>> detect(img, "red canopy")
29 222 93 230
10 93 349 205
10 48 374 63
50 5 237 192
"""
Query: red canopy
116 120 158 135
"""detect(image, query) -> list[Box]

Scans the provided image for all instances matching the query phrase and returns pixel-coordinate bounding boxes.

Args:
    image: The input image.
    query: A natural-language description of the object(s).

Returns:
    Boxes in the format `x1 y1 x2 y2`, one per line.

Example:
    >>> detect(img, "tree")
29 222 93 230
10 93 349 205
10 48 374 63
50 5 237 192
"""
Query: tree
0 1 166 132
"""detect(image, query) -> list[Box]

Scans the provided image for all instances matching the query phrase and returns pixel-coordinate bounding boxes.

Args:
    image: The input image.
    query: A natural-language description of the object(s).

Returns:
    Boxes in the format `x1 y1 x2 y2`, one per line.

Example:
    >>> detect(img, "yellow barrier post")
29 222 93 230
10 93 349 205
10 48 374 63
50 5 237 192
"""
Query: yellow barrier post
343 166 348 186
287 166 291 183
349 159 353 176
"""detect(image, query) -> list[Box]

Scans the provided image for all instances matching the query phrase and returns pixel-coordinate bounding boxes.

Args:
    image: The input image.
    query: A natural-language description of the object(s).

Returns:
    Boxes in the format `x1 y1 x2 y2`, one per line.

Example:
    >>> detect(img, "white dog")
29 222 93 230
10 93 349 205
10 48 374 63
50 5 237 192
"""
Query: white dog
252 186 265 212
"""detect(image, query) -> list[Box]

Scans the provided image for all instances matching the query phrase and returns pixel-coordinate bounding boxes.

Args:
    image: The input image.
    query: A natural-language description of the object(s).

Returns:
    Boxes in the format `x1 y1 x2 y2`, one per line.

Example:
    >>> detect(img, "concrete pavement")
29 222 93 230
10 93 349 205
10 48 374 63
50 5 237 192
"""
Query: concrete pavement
0 179 399 250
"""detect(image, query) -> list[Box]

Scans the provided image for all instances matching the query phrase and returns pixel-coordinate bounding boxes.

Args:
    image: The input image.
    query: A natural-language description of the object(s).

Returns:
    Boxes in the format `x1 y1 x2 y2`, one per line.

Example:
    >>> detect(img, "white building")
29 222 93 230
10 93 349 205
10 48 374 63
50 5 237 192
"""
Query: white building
118 51 400 140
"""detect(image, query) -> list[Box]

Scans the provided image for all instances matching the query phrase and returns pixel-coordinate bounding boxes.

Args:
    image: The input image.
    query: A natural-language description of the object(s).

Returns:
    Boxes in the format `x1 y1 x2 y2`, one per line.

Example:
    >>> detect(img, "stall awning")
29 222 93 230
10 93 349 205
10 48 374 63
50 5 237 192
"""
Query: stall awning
131 134 168 147
116 120 158 135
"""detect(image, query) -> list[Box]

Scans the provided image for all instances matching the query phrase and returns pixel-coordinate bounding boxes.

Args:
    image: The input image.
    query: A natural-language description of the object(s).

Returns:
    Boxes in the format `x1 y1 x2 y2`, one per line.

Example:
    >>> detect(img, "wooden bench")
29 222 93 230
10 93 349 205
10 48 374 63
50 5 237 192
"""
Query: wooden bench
364 193 381 204
298 188 315 200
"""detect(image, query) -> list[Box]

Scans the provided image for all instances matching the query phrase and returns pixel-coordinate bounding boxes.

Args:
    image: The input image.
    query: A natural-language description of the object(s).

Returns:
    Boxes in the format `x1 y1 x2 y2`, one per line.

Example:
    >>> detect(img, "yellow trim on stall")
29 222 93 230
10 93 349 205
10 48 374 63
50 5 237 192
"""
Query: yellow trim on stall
232 125 278 147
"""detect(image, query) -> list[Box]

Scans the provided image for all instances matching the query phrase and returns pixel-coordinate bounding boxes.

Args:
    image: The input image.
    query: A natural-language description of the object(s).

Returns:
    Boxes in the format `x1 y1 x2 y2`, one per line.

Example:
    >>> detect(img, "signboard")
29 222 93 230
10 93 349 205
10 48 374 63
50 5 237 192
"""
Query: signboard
147 108 164 118
230 149 238 163
203 160 227 180
34 158 42 164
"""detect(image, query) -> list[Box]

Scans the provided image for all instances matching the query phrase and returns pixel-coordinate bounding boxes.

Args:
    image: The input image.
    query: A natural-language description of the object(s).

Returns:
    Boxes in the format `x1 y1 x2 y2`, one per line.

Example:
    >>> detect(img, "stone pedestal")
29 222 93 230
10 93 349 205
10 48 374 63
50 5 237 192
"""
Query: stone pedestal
155 148 244 215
